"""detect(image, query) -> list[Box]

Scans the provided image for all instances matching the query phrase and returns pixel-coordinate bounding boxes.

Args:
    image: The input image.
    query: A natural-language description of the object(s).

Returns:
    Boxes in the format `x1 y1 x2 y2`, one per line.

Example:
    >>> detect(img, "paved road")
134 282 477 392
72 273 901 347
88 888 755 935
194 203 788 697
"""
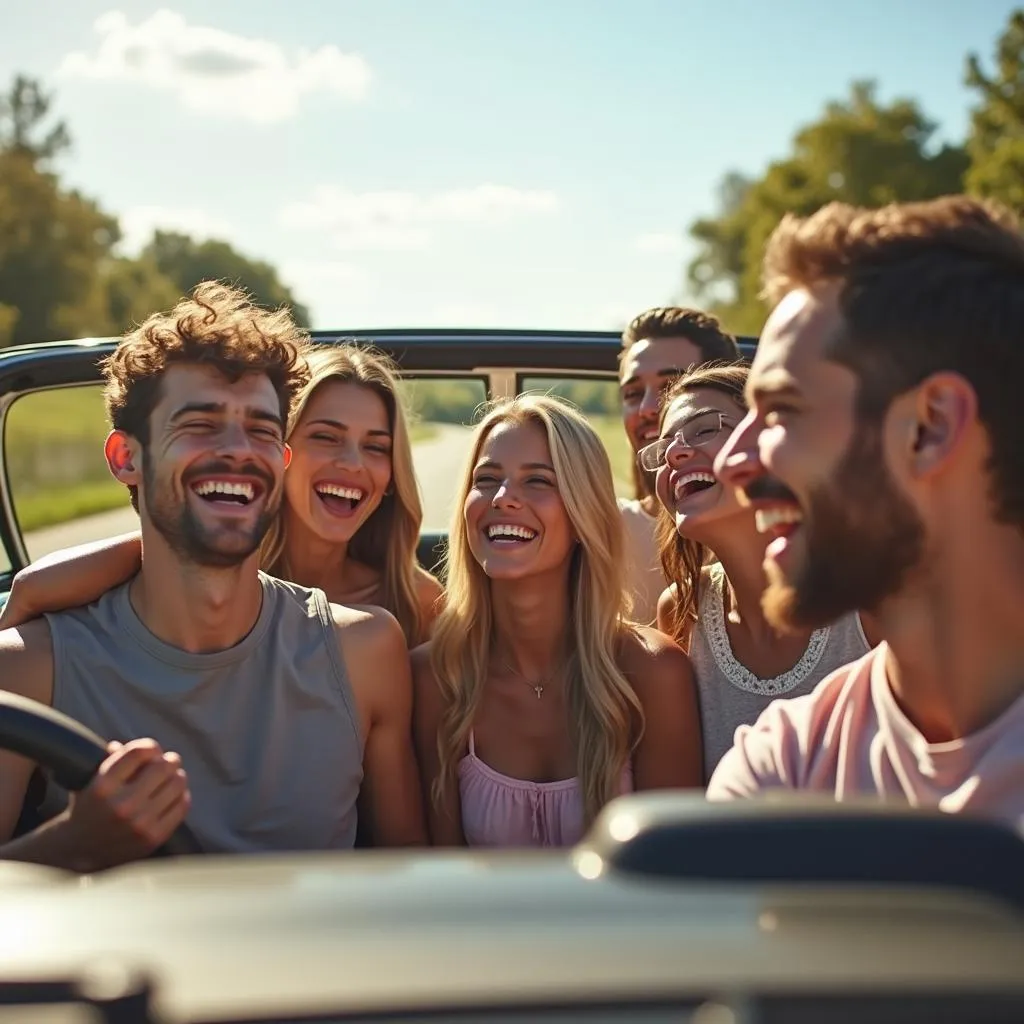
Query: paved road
411 422 477 530
22 423 476 562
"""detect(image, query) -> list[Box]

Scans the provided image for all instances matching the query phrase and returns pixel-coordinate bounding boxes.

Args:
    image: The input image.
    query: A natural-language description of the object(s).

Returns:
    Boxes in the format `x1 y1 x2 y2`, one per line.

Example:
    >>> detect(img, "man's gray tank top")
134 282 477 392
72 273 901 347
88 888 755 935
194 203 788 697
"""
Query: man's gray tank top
690 562 871 783
42 572 364 853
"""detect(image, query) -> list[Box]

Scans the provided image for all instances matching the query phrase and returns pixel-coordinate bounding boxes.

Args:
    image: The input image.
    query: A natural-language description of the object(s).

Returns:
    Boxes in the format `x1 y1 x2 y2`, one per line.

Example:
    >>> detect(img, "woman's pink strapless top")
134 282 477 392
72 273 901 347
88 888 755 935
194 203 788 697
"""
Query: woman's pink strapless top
458 731 634 847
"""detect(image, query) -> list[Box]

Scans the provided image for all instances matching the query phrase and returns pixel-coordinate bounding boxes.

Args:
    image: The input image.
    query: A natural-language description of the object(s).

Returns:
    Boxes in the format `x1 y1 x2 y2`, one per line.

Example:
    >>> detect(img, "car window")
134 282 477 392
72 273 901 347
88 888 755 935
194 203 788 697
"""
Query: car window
399 376 487 531
518 376 632 499
3 377 489 564
5 384 134 564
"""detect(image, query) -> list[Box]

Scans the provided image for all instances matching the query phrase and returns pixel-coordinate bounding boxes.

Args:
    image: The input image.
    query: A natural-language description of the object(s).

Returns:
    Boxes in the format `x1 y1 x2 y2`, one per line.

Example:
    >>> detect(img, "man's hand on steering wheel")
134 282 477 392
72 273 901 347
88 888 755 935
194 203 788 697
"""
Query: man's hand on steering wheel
63 737 191 871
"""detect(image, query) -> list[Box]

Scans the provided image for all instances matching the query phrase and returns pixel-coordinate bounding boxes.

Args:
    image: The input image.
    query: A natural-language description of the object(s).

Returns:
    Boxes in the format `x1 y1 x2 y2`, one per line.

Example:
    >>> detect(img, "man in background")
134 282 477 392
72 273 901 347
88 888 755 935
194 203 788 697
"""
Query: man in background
618 306 740 623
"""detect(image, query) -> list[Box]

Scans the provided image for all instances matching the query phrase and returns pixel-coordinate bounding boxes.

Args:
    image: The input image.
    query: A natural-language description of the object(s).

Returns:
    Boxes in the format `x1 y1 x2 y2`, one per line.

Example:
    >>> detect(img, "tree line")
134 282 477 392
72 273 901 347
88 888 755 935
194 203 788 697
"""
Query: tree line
6 10 1024 349
0 75 308 349
685 9 1024 335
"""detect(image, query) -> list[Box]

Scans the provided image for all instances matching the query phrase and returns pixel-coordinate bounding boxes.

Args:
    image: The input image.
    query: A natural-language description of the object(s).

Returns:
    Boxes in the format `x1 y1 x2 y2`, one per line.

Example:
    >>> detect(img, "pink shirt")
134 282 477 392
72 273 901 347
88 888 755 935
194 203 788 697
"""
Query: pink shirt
459 732 634 848
707 643 1024 833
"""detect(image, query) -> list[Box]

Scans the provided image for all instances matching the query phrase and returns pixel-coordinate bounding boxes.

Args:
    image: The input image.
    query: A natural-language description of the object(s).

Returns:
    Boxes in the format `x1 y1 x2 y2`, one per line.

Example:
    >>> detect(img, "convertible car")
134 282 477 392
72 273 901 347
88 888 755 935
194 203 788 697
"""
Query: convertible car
1 330 1024 1024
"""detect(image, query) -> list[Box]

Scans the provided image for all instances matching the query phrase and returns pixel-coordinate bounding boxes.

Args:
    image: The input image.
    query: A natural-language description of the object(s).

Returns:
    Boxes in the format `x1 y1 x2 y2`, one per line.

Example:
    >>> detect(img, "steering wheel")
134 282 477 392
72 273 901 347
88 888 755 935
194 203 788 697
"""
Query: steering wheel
0 690 202 859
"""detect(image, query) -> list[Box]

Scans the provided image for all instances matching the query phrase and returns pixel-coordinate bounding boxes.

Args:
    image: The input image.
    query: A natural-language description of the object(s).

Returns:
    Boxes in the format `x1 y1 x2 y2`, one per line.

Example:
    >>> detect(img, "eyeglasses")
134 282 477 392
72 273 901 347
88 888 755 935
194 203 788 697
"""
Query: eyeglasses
637 411 734 472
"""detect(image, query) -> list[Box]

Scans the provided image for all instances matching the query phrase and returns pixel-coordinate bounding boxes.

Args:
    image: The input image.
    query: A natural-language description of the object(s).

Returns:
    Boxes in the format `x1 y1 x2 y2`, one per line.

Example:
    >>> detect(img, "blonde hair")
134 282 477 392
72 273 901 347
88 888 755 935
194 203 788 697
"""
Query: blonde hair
260 342 427 645
430 394 644 825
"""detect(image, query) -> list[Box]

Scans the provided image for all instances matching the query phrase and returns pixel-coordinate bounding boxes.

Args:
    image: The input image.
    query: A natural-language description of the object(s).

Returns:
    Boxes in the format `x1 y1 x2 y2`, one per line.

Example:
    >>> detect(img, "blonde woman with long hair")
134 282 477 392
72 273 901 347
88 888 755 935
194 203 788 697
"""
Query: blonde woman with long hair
1 343 442 648
412 394 702 848
259 343 441 644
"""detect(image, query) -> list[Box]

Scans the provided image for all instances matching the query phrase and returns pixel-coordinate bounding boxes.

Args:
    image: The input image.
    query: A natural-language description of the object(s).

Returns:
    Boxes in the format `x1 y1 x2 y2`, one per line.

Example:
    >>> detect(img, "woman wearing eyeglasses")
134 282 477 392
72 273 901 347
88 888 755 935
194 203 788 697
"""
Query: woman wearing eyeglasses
639 362 875 783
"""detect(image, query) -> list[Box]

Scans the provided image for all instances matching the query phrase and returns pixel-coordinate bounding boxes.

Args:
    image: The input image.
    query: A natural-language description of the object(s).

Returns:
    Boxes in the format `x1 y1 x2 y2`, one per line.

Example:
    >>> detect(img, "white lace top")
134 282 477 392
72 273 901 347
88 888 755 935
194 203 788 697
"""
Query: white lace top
689 561 871 782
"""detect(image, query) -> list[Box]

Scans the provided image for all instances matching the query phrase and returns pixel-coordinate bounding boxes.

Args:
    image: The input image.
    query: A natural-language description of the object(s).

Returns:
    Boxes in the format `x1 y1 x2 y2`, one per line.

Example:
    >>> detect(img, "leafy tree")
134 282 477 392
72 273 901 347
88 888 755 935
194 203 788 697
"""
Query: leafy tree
965 10 1024 210
0 75 70 165
0 72 312 346
0 74 119 346
687 81 968 334
142 231 311 328
100 256 183 334
0 149 120 346
66 255 184 338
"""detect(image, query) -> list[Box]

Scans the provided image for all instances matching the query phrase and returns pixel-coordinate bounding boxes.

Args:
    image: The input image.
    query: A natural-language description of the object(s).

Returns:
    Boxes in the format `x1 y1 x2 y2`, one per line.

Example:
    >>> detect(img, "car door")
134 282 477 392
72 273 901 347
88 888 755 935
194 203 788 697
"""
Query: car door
0 338 120 608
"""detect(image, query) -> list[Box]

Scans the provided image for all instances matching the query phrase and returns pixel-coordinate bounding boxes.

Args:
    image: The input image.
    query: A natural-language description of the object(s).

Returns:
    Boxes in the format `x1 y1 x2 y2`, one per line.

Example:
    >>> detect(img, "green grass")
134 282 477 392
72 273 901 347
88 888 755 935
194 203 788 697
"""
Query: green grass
6 386 112 446
16 480 131 533
6 386 124 534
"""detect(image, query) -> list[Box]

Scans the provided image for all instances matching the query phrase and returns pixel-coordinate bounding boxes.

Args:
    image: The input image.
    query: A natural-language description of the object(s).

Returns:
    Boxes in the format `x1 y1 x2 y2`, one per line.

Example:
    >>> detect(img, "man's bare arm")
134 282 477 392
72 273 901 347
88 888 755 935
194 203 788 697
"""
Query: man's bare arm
0 620 190 872
0 621 56 846
0 532 142 629
332 605 428 847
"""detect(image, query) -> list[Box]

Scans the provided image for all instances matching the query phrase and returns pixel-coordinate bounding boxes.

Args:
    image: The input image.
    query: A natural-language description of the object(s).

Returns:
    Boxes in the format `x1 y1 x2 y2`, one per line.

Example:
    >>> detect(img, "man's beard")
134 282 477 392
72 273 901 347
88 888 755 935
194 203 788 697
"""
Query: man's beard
142 458 280 569
760 428 925 632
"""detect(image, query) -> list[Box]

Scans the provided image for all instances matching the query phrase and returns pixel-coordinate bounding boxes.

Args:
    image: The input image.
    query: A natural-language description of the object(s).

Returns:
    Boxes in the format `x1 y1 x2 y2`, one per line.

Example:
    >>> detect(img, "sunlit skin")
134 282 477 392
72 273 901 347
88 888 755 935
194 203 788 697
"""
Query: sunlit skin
651 384 823 676
620 336 703 505
0 360 430 862
464 420 577 584
112 370 430 848
446 420 586 787
105 363 290 652
713 289 865 599
280 380 394 601
709 287 1024 739
653 387 748 542
412 416 704 845
0 373 442 647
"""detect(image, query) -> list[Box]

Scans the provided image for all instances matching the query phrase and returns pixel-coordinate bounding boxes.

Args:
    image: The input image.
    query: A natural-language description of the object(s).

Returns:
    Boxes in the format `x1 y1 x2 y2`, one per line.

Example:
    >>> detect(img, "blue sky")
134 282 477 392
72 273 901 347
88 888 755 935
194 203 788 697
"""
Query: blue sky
2 0 1020 333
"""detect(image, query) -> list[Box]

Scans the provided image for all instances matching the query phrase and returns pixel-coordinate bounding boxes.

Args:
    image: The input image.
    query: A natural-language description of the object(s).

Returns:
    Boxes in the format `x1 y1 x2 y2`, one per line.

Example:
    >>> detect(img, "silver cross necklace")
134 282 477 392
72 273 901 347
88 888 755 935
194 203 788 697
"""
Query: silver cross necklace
501 658 557 699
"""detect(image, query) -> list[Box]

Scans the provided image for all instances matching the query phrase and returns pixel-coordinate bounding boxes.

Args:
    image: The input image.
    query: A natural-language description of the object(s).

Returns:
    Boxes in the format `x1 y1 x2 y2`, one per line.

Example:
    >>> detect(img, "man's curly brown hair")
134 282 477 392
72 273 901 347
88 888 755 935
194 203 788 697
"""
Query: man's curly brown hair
101 280 311 447
761 194 1024 528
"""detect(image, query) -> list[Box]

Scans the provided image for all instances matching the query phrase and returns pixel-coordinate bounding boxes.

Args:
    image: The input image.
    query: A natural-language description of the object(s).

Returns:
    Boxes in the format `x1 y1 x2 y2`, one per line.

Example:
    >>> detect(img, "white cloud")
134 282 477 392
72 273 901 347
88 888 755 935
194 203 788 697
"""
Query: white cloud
57 9 371 122
634 231 684 254
279 259 372 288
279 183 560 251
117 205 233 253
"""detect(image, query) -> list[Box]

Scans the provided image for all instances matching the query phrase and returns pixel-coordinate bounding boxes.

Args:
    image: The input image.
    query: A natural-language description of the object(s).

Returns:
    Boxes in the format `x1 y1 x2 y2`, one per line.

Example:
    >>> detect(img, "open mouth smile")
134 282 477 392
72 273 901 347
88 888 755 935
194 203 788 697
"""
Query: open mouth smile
485 523 538 546
672 470 718 504
191 478 264 508
754 504 804 561
315 482 367 518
